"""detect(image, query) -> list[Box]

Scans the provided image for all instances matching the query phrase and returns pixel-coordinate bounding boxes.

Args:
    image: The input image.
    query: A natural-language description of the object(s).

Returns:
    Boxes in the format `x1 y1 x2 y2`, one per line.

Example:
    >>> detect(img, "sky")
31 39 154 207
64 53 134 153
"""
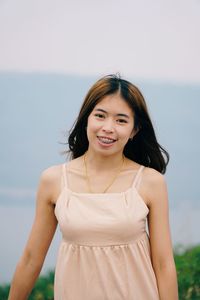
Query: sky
0 0 200 83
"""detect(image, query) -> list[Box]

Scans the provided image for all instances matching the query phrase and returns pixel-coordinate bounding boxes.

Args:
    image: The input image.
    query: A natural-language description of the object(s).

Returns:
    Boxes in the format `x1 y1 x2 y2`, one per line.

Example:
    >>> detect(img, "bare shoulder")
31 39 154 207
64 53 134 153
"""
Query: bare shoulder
40 164 62 182
140 167 167 207
143 167 166 185
38 164 63 205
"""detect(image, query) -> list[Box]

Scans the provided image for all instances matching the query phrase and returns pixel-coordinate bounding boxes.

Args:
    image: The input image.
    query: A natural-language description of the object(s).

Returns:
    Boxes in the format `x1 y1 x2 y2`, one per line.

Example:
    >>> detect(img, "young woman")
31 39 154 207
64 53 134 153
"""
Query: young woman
8 74 178 300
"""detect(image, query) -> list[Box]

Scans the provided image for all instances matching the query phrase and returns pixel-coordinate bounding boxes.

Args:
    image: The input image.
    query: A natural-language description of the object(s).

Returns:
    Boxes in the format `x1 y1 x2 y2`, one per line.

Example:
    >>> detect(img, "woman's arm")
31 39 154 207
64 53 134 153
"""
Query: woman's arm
8 166 61 300
141 169 179 300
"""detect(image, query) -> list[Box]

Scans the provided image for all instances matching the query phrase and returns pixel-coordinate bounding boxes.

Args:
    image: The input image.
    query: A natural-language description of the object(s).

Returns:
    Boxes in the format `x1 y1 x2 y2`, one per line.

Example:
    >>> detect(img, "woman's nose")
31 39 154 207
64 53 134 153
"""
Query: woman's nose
102 119 114 133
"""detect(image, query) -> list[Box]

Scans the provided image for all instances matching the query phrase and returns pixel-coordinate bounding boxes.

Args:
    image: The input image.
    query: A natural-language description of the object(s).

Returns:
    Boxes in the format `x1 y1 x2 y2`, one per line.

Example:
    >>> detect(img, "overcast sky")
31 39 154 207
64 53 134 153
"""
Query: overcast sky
0 0 200 83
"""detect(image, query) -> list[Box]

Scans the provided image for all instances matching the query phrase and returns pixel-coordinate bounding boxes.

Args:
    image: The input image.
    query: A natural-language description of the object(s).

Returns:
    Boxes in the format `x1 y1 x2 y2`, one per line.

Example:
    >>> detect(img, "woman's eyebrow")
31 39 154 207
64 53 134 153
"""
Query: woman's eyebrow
94 108 107 113
94 108 130 119
117 113 130 119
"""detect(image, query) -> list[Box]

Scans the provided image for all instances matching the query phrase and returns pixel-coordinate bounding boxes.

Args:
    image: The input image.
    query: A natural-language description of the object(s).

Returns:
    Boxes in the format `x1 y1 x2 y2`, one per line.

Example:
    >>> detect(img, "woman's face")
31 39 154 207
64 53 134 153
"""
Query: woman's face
86 93 137 157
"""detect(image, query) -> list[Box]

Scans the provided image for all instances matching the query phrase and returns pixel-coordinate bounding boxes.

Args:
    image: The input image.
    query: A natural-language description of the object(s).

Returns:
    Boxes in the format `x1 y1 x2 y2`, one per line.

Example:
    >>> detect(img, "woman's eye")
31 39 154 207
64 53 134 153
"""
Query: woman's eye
117 119 127 124
95 113 105 118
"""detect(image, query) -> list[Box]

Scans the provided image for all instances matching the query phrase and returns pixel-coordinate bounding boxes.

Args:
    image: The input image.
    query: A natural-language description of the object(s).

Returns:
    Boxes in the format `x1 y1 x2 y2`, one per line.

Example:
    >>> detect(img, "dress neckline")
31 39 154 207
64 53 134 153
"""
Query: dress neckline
59 185 149 211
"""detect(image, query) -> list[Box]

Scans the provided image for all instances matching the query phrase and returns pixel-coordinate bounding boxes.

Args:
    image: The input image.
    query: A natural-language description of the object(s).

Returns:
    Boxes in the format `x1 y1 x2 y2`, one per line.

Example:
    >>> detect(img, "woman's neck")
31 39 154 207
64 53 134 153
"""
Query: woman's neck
85 150 124 172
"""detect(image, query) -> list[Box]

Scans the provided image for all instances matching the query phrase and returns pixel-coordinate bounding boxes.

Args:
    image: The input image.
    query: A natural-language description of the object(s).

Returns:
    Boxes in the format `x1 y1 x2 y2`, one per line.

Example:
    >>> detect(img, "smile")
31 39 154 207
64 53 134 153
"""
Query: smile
97 136 117 145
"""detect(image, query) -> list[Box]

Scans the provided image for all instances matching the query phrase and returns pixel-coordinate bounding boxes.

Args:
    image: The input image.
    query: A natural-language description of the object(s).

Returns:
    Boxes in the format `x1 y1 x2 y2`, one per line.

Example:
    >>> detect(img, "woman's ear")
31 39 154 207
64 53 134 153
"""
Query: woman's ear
129 127 139 140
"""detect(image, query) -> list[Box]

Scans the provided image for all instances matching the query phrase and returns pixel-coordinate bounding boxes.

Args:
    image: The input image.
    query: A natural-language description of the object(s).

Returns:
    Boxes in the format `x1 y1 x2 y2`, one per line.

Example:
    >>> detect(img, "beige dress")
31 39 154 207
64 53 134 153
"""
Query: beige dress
54 163 160 300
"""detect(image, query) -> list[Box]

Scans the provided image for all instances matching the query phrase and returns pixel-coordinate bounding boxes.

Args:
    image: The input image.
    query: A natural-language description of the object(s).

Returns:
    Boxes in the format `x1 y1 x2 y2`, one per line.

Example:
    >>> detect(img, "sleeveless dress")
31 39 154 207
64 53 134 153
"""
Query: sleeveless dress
54 163 160 300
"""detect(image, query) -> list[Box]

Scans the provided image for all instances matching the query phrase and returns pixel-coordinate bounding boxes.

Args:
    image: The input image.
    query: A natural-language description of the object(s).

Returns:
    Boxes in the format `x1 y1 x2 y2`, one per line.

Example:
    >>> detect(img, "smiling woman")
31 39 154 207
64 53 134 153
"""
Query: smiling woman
8 74 178 300
68 74 169 173
86 94 135 155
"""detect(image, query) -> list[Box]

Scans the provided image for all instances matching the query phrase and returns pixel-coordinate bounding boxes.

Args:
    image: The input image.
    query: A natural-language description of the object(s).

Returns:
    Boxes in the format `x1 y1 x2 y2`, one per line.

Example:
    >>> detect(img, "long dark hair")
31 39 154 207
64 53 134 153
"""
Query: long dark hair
67 74 169 174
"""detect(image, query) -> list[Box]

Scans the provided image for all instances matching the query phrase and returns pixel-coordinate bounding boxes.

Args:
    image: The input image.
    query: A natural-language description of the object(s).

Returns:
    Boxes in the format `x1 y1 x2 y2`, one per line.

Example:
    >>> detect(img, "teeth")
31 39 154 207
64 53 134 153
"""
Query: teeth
98 137 115 144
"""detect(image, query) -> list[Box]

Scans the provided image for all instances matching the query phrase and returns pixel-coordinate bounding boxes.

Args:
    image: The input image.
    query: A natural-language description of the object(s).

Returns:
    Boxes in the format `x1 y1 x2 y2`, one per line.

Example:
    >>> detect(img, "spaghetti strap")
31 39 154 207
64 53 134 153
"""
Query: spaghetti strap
62 163 68 188
132 165 145 189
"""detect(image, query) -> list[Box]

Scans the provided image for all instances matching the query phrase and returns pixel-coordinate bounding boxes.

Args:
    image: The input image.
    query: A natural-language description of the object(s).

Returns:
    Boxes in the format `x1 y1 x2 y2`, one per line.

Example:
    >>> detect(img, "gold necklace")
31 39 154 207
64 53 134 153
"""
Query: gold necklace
83 153 125 193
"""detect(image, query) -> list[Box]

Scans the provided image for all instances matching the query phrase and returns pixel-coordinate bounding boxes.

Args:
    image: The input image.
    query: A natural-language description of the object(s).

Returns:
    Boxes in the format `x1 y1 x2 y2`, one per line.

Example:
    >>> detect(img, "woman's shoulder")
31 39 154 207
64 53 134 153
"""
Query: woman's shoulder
39 163 64 204
40 163 63 181
143 166 165 185
141 166 167 206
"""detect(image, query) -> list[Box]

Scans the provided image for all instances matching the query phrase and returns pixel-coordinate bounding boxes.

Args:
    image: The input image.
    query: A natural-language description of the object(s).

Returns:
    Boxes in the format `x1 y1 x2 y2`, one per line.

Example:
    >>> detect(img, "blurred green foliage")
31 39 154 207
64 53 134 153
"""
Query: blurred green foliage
0 271 54 300
1 245 200 300
29 271 54 300
175 245 200 299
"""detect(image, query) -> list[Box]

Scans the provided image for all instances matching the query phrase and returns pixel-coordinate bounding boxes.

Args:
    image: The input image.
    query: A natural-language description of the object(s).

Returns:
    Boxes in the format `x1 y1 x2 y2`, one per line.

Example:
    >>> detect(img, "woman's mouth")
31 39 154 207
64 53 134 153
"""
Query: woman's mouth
97 136 117 145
